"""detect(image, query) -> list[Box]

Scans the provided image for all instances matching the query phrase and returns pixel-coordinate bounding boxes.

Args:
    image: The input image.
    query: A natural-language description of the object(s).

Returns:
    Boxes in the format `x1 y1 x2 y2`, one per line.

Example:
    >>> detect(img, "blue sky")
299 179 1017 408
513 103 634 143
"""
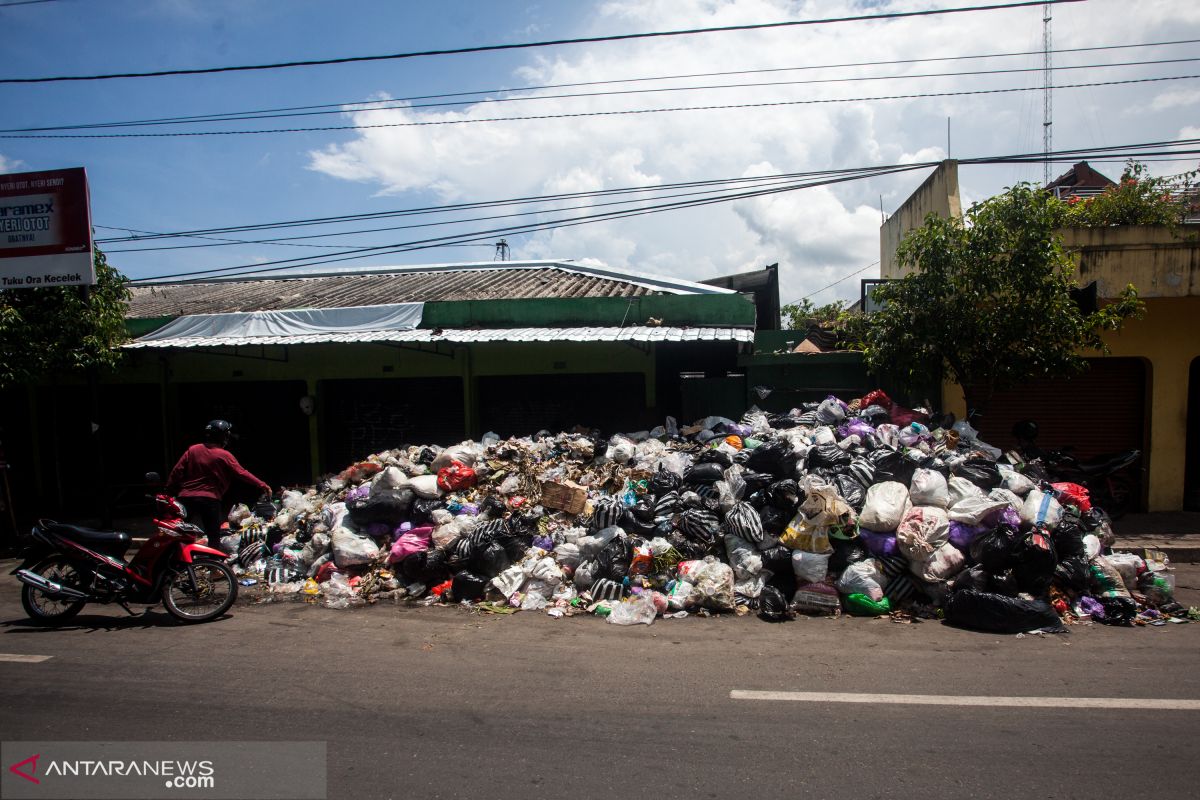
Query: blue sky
2 0 1198 303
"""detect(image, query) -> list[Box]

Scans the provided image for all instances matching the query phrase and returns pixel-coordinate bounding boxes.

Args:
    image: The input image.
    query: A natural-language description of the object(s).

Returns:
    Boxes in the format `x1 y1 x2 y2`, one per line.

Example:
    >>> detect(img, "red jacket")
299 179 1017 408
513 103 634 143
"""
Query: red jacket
165 443 270 501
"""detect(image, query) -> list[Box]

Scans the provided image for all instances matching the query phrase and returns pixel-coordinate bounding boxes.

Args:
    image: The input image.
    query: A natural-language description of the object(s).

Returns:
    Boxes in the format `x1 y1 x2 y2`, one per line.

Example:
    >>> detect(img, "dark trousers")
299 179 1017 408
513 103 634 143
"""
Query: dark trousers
181 496 223 542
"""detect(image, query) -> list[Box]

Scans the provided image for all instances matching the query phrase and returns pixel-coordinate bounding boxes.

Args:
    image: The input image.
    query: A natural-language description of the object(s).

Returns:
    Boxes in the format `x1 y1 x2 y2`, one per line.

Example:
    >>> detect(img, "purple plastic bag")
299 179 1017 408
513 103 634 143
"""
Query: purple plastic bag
1079 595 1105 620
365 521 392 538
345 484 370 502
859 529 899 559
846 419 876 439
948 520 988 552
532 534 554 551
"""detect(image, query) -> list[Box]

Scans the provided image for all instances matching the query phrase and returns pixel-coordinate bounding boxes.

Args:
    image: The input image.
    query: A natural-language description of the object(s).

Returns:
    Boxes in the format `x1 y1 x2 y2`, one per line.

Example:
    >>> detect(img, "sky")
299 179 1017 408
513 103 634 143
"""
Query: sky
2 0 1198 307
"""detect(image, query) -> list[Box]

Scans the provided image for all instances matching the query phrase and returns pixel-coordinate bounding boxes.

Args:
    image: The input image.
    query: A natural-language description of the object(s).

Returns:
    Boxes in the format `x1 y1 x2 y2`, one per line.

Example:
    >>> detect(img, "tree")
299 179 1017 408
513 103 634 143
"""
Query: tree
0 247 130 388
1061 160 1199 229
863 184 1143 413
781 298 847 329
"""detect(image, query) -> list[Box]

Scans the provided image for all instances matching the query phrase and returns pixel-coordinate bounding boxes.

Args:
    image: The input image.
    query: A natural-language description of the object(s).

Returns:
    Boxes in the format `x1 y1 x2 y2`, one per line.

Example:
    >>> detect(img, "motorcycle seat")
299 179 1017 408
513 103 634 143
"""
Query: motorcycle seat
1077 451 1140 476
44 521 132 557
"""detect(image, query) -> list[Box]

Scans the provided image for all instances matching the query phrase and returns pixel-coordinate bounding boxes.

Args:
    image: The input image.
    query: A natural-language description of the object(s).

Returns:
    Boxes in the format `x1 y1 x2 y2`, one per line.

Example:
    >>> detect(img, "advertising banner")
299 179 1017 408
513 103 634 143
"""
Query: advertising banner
0 167 94 288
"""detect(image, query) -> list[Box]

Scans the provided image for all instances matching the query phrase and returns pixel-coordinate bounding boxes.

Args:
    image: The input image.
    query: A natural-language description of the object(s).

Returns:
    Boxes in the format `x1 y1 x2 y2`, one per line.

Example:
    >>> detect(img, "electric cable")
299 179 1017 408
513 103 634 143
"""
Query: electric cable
0 1 1083 84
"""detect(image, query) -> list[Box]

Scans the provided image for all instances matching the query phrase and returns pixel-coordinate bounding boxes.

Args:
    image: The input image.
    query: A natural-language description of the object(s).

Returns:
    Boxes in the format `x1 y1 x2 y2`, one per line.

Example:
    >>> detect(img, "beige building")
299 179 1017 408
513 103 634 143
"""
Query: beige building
879 161 1200 512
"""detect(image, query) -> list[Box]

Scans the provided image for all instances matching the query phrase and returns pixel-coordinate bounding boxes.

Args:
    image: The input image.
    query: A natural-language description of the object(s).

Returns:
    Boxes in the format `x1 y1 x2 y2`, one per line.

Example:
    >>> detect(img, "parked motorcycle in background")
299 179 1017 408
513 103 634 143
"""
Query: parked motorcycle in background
1010 420 1142 519
11 473 237 625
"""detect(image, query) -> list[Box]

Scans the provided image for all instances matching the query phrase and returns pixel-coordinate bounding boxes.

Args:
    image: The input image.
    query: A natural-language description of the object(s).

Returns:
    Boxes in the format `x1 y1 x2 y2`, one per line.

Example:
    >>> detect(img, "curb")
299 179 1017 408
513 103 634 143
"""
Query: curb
1114 541 1200 564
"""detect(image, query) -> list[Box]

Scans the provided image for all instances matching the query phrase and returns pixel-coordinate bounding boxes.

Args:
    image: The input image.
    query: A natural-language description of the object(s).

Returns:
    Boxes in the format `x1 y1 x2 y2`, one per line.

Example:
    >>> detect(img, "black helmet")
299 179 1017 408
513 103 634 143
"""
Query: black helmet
1011 419 1039 443
205 419 234 443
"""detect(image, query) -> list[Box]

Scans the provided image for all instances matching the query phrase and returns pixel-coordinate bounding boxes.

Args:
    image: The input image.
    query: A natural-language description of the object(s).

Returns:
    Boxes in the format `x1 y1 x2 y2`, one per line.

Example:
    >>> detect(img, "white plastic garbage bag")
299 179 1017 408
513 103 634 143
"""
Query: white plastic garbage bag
1020 489 1063 529
909 469 950 508
909 541 966 583
998 465 1036 496
948 496 1010 526
608 594 657 625
895 506 950 560
859 482 911 532
947 477 984 507
331 528 381 567
724 534 764 580
835 559 884 601
791 550 831 584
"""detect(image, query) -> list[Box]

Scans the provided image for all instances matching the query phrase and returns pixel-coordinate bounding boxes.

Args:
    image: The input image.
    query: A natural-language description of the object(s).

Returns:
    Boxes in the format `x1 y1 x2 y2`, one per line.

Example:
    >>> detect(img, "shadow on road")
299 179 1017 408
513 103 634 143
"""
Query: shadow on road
1 610 234 633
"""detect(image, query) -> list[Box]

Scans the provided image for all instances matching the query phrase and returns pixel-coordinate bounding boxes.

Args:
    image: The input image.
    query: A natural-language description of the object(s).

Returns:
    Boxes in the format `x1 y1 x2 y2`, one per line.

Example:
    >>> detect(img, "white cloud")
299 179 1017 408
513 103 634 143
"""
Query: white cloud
0 153 24 173
306 0 1200 304
1149 89 1200 112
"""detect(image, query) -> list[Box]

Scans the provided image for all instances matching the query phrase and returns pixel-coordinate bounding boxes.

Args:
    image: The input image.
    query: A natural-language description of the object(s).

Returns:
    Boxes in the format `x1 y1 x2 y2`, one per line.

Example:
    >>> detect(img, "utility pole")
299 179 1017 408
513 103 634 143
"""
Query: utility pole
1042 2 1053 186
494 239 510 262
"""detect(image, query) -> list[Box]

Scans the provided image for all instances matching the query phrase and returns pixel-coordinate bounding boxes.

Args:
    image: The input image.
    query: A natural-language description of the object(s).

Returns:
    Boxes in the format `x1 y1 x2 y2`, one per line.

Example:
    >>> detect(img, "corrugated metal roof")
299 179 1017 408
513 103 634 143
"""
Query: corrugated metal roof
126 261 729 319
124 326 755 349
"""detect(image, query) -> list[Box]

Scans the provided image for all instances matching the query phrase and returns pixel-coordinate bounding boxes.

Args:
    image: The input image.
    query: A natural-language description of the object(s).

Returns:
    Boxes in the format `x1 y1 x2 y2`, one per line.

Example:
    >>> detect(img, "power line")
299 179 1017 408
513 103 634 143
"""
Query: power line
7 73 1193 140
9 54 1196 134
19 36 1189 134
121 138 1200 283
96 165 904 243
785 261 881 306
128 164 929 283
0 1 1084 84
104 138 1200 257
102 173 838 253
0 0 67 6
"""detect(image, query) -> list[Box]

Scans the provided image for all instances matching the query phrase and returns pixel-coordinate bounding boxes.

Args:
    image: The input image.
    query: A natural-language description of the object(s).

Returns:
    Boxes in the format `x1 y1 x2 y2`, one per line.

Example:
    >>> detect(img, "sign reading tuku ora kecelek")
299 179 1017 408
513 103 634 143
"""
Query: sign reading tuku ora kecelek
0 167 94 289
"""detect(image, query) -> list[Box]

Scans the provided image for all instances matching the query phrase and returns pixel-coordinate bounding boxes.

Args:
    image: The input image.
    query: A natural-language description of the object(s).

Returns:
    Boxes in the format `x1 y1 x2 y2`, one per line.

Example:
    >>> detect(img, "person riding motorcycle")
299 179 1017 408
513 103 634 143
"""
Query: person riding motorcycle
164 420 270 544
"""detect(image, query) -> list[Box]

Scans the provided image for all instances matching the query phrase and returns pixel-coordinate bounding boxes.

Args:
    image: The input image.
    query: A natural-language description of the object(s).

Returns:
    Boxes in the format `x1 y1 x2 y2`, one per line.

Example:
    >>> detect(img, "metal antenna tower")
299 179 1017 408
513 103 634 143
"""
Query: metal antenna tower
1042 2 1053 186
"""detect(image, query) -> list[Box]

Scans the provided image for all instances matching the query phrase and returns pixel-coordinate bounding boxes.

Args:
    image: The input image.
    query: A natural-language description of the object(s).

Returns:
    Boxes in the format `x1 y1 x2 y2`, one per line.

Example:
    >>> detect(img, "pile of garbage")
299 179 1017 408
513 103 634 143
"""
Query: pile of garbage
219 389 1190 631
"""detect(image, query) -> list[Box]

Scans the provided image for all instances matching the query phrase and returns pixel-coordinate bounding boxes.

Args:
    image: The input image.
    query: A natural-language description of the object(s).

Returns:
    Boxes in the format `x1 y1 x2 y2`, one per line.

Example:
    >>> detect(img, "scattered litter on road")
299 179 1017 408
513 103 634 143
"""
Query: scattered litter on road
213 390 1189 633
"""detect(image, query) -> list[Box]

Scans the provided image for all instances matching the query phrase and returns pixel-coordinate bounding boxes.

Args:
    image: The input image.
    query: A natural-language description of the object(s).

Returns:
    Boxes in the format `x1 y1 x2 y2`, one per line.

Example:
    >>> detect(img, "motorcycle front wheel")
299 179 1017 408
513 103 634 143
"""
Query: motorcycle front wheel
20 557 88 624
162 561 237 623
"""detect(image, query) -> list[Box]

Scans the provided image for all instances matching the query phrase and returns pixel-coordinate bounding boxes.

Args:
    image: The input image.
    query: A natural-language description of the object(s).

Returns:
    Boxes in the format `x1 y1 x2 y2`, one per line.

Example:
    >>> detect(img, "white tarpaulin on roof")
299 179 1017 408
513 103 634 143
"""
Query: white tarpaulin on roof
135 302 424 342
125 325 754 349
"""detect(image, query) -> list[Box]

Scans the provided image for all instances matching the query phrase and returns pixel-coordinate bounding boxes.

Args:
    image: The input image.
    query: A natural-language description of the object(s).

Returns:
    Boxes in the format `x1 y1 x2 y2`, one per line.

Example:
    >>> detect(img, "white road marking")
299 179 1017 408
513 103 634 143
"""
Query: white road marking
730 690 1200 710
0 653 53 663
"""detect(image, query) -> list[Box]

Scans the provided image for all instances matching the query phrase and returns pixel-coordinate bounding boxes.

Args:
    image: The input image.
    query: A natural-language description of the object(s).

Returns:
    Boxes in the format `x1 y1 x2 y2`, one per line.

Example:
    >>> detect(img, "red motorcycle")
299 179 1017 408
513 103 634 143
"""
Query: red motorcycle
11 478 237 625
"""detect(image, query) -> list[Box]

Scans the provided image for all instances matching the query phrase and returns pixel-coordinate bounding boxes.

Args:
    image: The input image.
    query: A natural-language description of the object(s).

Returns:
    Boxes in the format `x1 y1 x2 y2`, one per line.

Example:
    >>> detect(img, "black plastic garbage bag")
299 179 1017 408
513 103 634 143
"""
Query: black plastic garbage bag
758 586 791 622
759 545 793 571
808 442 851 470
944 589 1063 633
621 509 658 537
479 495 507 518
969 524 1021 573
768 414 800 430
829 536 872 575
697 448 734 467
835 473 866 511
758 505 791 537
470 540 511 578
347 489 414 527
1053 555 1091 593
1096 595 1137 626
451 570 488 602
1052 520 1087 560
745 439 797 477
951 565 992 594
684 462 725 485
649 467 683 496
630 498 656 523
678 508 721 547
408 497 444 525
953 457 1002 491
741 471 776 493
596 536 632 581
667 531 708 561
869 447 916 485
401 550 429 583
1012 529 1057 596
767 479 801 510
446 537 475 570
589 496 625 531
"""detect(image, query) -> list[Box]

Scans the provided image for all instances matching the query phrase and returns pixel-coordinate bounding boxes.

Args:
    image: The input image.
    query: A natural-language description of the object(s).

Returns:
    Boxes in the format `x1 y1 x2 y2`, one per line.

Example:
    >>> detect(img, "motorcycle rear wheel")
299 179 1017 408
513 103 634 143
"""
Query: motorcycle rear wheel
162 561 237 623
20 557 88 624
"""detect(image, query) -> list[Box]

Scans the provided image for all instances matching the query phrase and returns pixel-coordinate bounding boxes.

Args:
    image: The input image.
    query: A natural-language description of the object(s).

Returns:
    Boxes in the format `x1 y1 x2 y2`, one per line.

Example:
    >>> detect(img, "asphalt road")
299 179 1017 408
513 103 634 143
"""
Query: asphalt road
1 561 1198 800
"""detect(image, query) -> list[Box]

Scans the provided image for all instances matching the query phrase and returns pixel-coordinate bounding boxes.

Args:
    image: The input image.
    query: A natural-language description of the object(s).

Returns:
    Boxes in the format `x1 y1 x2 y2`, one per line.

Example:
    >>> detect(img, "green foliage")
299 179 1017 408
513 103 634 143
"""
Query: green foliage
0 247 130 388
865 184 1144 411
781 298 848 328
1058 160 1199 228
